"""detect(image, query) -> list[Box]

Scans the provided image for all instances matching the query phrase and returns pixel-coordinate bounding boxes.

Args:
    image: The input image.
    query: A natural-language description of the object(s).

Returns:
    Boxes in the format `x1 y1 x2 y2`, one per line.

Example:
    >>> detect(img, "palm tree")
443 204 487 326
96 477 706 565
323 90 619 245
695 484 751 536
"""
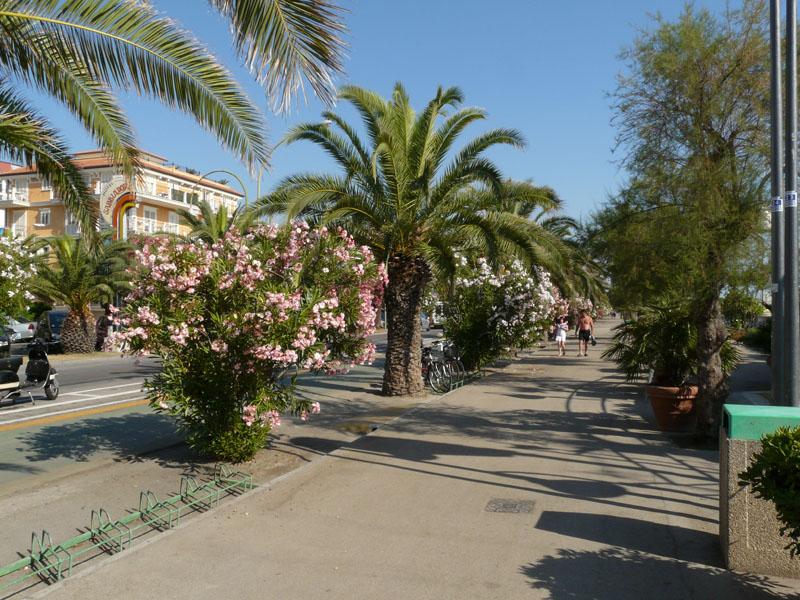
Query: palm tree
32 233 130 353
0 0 347 231
178 200 256 243
479 179 608 303
257 84 542 396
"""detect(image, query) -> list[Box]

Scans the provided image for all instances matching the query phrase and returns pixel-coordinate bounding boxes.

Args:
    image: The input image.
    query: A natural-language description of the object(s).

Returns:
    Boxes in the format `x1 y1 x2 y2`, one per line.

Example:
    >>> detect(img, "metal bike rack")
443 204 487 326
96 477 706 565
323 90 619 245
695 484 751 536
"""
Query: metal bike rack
0 466 255 595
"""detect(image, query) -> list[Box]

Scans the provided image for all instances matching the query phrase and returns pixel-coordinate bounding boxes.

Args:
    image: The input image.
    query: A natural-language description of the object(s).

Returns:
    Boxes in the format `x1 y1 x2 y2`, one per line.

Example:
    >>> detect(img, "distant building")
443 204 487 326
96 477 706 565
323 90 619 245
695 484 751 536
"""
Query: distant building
0 150 243 239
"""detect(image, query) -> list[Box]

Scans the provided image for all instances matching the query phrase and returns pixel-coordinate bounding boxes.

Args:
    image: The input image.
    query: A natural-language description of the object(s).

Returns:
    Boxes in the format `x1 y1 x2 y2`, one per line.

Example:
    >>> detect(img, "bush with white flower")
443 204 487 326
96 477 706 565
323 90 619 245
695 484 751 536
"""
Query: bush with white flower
446 258 555 370
0 235 36 322
112 222 386 461
570 295 595 320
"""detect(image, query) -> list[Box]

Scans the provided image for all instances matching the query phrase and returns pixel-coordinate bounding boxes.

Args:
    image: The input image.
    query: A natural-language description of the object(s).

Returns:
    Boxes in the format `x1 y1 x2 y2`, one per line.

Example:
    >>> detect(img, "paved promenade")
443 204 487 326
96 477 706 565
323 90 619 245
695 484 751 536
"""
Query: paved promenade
39 321 800 599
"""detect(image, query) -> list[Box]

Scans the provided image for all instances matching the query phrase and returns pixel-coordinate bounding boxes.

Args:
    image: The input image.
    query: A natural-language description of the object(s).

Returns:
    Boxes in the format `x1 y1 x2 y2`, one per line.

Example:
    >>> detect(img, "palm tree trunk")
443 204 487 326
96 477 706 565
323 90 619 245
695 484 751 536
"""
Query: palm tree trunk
694 294 729 438
382 254 431 396
62 307 95 354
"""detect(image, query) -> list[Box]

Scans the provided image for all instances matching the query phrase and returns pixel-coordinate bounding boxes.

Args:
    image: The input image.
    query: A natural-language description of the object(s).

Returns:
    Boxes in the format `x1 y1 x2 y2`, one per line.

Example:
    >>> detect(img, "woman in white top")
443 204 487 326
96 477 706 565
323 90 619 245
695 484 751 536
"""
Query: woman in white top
555 315 568 356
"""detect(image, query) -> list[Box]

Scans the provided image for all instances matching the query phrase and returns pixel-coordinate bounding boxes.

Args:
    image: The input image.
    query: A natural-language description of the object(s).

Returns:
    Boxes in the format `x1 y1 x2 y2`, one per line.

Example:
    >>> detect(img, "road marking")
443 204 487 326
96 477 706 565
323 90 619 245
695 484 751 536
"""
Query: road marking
0 398 149 431
0 389 145 416
59 382 142 397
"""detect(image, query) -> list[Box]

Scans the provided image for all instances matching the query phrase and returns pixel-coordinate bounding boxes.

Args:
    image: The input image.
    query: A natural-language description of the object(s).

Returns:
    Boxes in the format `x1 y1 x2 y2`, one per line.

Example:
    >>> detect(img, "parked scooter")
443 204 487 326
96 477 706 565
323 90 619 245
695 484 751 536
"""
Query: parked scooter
0 338 59 404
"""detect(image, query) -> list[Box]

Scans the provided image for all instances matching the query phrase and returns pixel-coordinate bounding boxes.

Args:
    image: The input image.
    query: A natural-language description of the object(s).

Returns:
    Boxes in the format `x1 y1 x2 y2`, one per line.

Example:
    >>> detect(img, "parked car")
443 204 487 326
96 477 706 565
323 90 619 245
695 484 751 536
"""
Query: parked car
3 317 35 343
34 309 69 354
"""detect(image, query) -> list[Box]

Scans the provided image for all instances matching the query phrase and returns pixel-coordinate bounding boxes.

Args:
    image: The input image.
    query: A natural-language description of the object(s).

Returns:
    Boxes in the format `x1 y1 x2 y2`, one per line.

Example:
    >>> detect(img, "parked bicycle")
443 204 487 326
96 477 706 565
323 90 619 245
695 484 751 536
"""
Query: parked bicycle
422 344 450 393
436 340 466 383
421 339 466 393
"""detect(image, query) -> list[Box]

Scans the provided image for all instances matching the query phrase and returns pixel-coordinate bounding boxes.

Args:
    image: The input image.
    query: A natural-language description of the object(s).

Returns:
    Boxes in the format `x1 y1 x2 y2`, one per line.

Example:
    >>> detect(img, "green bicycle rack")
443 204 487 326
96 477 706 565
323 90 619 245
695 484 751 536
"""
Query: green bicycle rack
180 475 221 510
139 490 181 531
30 530 73 584
0 466 255 595
90 509 132 554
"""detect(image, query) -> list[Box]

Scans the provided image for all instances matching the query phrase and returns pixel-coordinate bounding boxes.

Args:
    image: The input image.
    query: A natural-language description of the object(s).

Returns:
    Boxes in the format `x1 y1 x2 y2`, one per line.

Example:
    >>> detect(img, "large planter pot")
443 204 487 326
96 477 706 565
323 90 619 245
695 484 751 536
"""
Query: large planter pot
645 385 698 432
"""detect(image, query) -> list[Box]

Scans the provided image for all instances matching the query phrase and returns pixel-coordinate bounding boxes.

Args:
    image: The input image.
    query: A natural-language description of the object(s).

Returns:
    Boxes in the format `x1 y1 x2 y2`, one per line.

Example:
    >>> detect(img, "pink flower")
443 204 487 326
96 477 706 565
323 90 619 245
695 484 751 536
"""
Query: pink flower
242 404 258 427
311 402 321 414
210 339 228 353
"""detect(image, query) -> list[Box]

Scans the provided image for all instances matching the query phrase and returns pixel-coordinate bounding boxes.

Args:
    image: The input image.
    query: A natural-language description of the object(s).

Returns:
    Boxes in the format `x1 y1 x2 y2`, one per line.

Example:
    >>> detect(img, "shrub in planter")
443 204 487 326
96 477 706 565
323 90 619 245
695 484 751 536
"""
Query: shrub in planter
602 303 739 431
112 223 385 462
602 303 739 387
739 426 800 556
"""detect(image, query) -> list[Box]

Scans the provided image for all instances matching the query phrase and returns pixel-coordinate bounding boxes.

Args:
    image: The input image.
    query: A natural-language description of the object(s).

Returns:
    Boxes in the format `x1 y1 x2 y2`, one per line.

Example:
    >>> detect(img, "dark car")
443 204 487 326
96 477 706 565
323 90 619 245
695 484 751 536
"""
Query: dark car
35 309 69 354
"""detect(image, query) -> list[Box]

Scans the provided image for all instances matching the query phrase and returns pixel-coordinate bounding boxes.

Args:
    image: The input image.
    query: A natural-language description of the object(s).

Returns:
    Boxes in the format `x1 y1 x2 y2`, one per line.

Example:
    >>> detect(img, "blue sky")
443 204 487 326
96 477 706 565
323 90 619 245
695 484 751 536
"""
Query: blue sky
30 0 735 221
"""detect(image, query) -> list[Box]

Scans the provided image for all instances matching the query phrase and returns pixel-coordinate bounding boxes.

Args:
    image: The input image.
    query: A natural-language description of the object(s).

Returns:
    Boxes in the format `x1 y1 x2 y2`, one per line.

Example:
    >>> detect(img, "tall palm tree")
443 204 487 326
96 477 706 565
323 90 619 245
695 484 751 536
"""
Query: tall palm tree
32 233 130 353
472 179 607 304
0 0 347 231
257 84 542 396
178 200 256 243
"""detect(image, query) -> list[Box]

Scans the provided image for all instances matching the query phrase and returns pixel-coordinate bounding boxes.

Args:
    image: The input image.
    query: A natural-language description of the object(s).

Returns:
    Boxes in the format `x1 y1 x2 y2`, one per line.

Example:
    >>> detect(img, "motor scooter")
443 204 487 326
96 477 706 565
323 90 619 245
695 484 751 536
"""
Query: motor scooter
0 338 59 404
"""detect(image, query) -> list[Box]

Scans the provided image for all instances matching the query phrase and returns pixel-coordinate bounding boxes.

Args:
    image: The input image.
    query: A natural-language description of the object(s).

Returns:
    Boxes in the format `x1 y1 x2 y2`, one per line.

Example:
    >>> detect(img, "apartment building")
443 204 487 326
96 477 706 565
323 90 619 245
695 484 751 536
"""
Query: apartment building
0 150 243 239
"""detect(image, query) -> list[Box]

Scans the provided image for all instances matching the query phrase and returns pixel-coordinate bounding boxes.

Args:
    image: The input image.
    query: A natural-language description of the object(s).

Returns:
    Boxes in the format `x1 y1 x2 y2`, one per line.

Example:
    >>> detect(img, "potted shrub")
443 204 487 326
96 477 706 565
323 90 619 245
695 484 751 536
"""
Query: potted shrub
739 426 800 556
602 303 738 432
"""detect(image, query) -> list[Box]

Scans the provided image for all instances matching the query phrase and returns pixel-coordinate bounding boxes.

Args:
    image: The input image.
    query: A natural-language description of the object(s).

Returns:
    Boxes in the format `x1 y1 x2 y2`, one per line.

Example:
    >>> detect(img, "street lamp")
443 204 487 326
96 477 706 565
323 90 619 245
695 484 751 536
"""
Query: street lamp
191 169 248 211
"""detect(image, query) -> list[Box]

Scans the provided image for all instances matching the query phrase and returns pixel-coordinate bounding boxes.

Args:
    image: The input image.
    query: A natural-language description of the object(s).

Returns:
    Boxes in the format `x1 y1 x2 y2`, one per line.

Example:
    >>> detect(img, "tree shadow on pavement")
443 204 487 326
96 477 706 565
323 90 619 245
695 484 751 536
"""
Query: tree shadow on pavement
291 434 516 462
534 511 719 566
520 547 798 600
290 430 720 526
0 462 44 474
15 412 181 464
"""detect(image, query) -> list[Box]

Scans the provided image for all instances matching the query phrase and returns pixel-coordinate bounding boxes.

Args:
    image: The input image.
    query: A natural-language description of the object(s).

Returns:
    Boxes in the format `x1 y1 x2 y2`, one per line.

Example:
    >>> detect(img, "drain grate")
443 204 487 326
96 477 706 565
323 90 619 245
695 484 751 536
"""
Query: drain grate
485 499 535 514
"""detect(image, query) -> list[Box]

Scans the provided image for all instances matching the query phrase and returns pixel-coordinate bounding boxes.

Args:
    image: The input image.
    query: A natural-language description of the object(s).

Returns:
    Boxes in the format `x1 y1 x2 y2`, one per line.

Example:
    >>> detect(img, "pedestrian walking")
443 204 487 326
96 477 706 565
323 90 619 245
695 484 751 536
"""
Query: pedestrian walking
95 303 112 351
554 315 568 356
575 309 594 357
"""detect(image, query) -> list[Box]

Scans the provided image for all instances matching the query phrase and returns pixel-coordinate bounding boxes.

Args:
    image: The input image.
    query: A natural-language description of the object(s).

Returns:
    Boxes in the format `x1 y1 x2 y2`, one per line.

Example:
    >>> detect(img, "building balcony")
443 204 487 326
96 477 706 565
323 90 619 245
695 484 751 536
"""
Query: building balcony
135 190 201 214
126 215 180 236
0 191 29 207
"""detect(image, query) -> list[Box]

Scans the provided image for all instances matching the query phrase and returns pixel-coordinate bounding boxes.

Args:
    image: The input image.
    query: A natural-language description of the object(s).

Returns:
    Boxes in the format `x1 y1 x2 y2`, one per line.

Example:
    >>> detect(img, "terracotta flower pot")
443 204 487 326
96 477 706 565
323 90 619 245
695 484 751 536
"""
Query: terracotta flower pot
645 385 699 432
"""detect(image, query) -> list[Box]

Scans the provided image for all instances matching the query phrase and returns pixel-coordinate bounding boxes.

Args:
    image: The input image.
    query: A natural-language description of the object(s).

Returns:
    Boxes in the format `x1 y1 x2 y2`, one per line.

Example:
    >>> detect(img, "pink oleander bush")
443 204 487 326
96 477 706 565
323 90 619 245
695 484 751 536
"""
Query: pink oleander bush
111 222 386 461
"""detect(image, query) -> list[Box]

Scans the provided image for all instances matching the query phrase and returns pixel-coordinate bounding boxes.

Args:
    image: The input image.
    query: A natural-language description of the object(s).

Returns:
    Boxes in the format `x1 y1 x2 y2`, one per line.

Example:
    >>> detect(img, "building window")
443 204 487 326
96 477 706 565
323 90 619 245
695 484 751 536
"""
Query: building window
171 188 184 203
187 192 199 205
143 207 157 222
37 208 50 226
11 210 26 237
40 180 51 192
64 210 79 235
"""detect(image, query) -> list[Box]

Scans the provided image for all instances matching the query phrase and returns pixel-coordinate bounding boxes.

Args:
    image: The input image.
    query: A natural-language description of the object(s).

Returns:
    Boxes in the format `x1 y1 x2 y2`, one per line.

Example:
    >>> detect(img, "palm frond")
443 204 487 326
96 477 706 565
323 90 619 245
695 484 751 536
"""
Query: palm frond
209 0 346 112
0 0 269 171
0 30 140 176
0 84 97 233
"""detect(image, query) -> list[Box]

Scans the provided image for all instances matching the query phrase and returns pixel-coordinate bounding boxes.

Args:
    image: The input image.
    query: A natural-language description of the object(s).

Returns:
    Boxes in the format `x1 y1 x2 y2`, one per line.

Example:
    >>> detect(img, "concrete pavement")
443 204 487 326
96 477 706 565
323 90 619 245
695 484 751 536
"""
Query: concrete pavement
31 320 800 600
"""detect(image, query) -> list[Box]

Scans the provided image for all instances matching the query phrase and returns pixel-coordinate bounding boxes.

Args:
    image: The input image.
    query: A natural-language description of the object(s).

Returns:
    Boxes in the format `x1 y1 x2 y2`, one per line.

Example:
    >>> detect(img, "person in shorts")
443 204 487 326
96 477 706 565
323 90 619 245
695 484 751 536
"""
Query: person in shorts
554 315 568 356
575 309 594 357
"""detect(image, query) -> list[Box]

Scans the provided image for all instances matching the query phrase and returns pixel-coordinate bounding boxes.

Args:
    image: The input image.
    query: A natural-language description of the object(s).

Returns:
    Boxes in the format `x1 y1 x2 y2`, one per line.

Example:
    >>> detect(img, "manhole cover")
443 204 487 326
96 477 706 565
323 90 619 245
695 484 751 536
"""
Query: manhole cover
485 499 535 513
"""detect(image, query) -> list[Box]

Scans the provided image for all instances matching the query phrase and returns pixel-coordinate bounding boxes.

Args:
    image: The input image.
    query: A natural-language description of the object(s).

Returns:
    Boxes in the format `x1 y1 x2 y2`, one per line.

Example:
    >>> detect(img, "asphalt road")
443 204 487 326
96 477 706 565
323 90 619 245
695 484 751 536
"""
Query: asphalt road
0 330 442 488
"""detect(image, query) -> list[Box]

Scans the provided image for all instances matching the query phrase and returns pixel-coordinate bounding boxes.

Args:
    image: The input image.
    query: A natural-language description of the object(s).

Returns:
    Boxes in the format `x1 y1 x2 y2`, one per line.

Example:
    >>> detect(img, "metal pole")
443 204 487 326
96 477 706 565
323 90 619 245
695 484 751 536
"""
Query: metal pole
786 0 800 407
772 0 786 406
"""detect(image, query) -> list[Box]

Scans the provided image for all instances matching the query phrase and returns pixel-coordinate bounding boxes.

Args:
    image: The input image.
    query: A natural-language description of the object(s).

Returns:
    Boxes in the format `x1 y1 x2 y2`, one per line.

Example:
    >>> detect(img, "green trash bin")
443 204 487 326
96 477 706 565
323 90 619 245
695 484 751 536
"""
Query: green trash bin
720 404 800 577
